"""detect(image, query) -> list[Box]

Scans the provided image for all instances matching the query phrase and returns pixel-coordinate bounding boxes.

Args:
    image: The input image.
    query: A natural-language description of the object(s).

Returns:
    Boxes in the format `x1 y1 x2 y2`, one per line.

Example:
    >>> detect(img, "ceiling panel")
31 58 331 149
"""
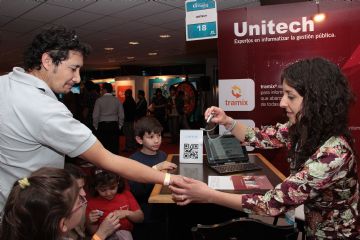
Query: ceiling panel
53 10 103 28
79 16 125 32
114 2 173 21
0 0 44 17
45 0 97 10
137 8 185 26
83 1 143 15
20 4 74 22
1 18 45 33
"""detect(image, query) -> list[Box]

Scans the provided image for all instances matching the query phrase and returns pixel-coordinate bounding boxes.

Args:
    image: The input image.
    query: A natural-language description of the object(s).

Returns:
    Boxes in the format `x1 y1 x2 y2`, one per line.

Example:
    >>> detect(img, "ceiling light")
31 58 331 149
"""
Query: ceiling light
313 0 326 23
159 34 171 38
129 41 139 45
104 47 114 51
148 52 158 56
127 56 135 60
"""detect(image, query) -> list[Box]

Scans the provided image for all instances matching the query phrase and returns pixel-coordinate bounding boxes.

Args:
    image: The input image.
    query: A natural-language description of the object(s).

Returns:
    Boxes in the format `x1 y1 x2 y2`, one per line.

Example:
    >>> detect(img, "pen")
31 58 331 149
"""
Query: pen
206 113 214 123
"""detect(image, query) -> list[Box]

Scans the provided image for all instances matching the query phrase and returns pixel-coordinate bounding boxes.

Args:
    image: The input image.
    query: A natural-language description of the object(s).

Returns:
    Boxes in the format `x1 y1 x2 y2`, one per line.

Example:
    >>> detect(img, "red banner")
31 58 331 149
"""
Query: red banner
218 1 360 173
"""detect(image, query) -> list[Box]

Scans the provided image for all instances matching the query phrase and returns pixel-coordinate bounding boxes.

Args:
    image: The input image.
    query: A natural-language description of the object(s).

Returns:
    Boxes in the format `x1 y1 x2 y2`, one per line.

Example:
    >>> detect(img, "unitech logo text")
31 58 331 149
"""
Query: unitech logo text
234 17 314 37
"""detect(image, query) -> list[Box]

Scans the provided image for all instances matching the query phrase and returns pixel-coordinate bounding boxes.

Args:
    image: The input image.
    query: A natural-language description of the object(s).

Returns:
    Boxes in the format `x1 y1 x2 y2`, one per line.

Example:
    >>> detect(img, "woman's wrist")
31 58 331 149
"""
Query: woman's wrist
92 233 104 240
224 117 234 130
163 173 171 186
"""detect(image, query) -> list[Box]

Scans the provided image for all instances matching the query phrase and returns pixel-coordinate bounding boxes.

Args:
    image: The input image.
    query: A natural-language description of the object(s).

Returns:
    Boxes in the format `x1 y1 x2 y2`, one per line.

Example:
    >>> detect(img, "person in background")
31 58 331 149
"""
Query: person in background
0 167 83 240
171 58 360 239
151 88 168 131
64 163 120 240
81 80 99 132
123 89 137 152
135 90 148 120
167 85 180 143
176 90 190 130
0 26 181 213
86 170 144 240
129 116 177 240
93 83 124 155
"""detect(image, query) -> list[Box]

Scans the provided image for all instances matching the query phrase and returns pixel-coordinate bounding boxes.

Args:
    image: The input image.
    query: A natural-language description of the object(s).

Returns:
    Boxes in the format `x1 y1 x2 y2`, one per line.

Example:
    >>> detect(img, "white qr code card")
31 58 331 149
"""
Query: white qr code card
179 130 203 164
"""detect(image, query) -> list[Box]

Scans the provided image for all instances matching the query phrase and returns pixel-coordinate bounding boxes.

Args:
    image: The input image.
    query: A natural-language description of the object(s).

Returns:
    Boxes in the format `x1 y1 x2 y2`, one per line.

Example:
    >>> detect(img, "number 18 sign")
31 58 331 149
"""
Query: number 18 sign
185 0 218 41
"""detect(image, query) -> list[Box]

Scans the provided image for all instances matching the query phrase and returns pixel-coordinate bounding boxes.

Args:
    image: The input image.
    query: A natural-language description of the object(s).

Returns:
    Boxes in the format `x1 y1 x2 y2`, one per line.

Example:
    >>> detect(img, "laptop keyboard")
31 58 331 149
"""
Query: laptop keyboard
211 162 262 174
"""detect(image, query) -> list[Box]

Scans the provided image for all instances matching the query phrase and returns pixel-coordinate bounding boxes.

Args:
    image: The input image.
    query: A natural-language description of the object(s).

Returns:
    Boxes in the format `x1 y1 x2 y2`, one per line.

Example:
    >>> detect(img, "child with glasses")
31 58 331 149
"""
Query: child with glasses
86 170 144 240
0 167 83 240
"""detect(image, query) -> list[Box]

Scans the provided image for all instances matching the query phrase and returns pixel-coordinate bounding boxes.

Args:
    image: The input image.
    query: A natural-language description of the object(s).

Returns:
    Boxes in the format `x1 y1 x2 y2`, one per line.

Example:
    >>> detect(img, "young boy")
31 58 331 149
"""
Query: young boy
128 116 177 240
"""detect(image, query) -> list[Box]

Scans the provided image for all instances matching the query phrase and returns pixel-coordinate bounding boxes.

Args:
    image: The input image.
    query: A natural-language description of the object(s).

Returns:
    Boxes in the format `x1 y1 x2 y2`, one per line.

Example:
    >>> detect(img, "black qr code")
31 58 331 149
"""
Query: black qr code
183 144 199 159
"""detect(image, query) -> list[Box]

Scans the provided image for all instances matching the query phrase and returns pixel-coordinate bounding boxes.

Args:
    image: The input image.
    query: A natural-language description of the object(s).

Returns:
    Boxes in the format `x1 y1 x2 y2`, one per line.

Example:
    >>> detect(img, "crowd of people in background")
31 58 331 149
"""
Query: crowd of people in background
63 82 191 155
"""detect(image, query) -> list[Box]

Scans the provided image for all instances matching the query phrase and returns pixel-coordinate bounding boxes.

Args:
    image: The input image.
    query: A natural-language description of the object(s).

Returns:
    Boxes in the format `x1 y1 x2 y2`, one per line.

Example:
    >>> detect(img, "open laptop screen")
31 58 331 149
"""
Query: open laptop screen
204 135 249 164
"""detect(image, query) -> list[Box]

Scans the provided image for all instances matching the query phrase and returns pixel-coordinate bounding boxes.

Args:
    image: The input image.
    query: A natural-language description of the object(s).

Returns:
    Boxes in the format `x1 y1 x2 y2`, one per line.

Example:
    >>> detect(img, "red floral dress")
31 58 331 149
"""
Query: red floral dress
241 123 360 239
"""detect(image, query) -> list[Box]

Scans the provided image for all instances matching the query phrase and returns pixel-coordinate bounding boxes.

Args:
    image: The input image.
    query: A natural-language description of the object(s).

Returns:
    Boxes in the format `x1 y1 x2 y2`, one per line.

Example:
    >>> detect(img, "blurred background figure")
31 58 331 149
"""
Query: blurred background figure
151 88 167 132
135 90 148 121
123 89 137 152
93 83 124 154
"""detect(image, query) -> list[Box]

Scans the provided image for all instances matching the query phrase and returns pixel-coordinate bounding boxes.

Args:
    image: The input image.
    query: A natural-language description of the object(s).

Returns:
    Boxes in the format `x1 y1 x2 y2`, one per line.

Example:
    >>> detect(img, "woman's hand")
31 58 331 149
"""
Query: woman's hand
204 106 232 126
95 212 120 239
169 176 215 205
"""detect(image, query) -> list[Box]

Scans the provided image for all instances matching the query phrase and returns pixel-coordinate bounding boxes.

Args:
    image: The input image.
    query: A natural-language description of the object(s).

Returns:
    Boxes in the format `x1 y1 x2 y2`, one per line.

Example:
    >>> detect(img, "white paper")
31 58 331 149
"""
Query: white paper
208 176 234 190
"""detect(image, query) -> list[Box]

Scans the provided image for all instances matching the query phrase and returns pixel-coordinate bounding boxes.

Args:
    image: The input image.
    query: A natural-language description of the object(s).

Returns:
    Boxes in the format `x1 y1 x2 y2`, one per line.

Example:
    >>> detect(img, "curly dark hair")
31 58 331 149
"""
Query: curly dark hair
91 170 126 196
281 57 355 170
23 26 91 71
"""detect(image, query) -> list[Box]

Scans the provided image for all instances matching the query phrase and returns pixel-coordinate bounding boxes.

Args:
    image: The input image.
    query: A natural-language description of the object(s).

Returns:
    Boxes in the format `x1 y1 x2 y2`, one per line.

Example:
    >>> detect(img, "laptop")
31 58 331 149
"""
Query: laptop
203 135 261 174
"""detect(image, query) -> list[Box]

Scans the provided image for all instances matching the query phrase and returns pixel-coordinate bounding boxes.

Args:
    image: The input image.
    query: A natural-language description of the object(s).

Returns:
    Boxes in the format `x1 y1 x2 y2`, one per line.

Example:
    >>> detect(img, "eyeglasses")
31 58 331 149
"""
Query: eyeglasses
71 194 87 214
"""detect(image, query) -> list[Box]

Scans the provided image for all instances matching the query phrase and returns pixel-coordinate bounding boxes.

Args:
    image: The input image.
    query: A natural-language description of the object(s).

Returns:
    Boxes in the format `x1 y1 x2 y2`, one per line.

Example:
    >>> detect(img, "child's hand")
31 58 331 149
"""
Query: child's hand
113 210 130 219
88 209 102 223
155 161 177 171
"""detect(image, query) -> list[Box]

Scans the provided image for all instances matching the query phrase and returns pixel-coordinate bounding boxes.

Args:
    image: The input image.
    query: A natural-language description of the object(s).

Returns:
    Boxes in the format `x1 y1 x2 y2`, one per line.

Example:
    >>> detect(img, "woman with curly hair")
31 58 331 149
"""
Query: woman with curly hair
170 57 360 239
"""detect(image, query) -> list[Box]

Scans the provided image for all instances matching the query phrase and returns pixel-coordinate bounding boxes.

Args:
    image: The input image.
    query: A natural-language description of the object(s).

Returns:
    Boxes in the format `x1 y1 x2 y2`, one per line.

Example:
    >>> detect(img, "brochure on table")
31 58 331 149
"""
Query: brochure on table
208 175 273 190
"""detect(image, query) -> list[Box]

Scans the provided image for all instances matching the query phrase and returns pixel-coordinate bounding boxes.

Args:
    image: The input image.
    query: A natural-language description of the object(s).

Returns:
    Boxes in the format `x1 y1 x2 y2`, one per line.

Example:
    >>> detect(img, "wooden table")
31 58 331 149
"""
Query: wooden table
149 153 286 203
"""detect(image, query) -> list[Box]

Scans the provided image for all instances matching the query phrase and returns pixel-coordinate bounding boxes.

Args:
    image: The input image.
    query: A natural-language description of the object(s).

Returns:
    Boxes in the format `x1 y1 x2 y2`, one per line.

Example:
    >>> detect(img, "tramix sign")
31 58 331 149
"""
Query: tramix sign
185 0 218 41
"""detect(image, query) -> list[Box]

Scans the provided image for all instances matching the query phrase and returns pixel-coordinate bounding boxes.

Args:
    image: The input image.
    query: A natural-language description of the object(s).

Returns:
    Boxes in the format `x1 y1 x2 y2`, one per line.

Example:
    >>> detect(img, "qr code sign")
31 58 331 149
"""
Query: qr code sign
183 144 199 160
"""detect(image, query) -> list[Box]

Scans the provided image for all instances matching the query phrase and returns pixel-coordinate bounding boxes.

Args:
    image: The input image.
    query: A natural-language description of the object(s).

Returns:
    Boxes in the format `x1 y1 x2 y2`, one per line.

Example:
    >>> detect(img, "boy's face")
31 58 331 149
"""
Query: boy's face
136 132 162 154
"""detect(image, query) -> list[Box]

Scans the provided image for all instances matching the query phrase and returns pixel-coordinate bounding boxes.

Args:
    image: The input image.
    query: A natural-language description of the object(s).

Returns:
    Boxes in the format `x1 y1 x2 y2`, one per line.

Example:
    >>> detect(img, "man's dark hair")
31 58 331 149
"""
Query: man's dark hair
125 89 132 96
102 82 113 93
138 90 145 97
134 116 163 138
23 26 91 71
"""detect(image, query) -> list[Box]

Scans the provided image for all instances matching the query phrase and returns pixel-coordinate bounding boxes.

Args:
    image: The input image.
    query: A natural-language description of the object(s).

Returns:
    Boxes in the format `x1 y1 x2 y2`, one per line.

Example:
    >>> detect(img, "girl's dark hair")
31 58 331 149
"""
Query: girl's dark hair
281 57 355 170
23 26 91 71
0 167 79 240
91 170 125 196
134 116 163 138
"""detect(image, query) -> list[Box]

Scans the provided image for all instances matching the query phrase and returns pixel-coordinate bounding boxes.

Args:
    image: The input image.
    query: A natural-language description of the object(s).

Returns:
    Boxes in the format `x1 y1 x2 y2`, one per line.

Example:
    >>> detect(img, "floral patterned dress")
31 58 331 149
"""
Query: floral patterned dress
241 122 360 239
